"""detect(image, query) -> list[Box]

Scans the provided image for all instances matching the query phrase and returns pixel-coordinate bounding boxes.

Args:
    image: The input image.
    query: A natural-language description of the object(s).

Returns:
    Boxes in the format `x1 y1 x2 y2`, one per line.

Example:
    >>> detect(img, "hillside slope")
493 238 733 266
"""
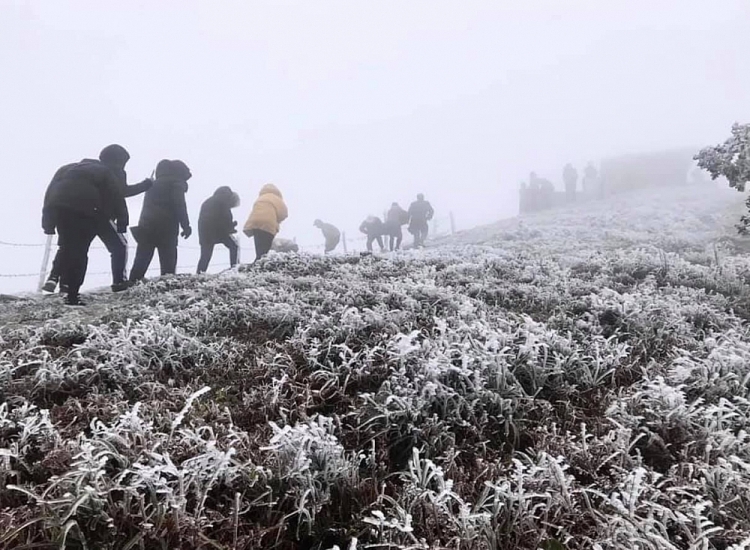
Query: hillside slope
2 185 750 549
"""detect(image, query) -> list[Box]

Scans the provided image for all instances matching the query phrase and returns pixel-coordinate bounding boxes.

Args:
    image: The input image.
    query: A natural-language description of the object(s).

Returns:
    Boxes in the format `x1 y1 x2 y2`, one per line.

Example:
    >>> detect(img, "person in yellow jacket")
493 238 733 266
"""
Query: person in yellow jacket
243 184 288 260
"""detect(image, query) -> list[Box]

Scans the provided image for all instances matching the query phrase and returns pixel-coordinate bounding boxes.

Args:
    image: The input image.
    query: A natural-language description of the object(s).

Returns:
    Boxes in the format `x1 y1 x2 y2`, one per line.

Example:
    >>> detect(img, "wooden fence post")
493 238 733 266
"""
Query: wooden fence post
342 231 348 254
38 235 53 292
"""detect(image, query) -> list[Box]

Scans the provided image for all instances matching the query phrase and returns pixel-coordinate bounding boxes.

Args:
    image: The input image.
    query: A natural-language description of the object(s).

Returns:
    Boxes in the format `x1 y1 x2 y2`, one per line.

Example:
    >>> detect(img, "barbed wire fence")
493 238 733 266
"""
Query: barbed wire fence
0 212 456 293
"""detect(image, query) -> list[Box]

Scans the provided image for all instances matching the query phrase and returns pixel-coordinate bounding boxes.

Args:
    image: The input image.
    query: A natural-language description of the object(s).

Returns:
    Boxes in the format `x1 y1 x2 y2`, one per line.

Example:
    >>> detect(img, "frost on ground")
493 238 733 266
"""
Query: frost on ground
2 185 750 549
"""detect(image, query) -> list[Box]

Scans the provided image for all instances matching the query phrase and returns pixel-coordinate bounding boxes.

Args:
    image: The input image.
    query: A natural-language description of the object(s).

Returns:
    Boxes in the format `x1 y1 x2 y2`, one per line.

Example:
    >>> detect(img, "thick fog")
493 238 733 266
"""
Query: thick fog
1 0 749 292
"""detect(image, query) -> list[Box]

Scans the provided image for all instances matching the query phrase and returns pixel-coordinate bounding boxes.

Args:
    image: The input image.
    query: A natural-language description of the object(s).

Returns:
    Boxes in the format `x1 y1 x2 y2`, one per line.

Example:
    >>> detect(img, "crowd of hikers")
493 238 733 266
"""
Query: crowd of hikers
40 145 435 305
519 162 601 214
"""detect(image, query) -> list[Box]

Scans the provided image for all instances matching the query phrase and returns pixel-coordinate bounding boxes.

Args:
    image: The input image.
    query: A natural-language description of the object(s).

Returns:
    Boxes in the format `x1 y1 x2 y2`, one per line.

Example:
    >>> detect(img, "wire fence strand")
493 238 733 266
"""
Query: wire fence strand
0 214 455 282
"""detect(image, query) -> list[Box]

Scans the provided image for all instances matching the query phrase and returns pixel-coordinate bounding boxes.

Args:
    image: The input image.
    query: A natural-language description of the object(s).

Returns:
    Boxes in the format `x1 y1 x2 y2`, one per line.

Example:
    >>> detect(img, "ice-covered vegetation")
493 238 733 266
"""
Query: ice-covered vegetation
2 185 750 549
696 123 750 233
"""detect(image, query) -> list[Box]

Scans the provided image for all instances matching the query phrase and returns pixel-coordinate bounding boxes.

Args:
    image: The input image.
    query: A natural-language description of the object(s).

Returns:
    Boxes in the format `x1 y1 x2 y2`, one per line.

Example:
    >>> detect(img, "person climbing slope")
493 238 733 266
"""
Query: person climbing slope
41 152 127 305
42 144 152 294
129 159 192 281
359 215 385 252
384 202 408 251
407 193 434 248
313 219 341 253
197 186 241 273
243 184 288 260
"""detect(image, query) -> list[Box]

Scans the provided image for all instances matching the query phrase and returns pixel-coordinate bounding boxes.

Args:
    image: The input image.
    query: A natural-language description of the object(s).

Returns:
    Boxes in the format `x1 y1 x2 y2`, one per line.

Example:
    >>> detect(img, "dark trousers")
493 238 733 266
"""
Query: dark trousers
49 219 128 285
388 228 402 251
56 210 98 298
410 222 429 247
253 230 274 260
197 236 239 273
129 233 178 281
366 234 384 252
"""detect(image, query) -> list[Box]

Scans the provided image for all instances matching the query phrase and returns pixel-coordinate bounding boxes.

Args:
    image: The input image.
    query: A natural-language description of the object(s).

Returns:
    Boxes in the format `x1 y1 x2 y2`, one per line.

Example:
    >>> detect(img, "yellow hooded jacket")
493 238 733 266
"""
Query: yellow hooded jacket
243 184 288 236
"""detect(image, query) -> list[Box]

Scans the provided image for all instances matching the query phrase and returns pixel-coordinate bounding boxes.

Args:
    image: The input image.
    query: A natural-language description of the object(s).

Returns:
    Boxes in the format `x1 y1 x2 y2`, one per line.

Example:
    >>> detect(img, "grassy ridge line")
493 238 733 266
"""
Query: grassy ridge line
1 185 750 549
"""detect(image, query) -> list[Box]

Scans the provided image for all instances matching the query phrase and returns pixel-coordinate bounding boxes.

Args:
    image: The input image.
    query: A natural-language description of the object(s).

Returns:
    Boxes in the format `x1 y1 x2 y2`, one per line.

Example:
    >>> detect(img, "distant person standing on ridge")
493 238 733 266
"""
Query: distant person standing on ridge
197 186 241 273
407 193 434 248
243 184 288 260
129 160 192 281
42 144 152 295
313 219 341 253
384 202 408 251
563 163 578 203
41 151 128 305
359 215 385 252
583 162 598 195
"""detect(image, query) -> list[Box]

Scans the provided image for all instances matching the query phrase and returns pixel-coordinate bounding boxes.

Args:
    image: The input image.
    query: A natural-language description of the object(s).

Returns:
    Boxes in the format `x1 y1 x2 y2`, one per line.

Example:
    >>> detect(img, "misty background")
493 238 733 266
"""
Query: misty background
1 0 749 293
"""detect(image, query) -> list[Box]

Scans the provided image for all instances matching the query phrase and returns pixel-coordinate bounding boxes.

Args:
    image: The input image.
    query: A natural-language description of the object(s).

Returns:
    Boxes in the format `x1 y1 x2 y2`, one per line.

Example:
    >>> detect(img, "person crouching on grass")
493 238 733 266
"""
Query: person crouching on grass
243 184 288 260
197 186 241 273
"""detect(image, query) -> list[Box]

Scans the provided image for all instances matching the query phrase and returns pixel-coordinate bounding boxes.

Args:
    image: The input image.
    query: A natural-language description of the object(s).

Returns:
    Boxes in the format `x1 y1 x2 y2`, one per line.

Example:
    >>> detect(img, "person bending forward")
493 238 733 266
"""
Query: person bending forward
243 184 288 260
197 186 240 273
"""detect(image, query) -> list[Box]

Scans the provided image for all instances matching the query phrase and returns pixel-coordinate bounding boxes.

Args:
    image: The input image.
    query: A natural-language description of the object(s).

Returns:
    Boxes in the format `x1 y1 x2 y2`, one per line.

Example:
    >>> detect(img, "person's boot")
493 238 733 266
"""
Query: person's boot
111 281 134 293
41 279 58 294
63 294 86 306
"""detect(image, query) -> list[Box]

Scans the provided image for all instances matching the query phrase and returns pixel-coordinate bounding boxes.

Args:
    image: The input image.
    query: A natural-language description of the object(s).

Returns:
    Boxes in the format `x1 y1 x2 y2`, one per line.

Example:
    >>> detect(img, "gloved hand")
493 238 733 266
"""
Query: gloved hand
43 226 56 236
140 178 154 191
117 222 128 234
181 226 192 239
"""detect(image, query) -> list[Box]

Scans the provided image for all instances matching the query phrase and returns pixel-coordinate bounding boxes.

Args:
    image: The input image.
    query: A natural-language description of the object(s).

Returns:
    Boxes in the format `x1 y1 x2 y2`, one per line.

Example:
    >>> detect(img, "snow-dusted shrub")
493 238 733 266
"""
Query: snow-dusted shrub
696 123 750 232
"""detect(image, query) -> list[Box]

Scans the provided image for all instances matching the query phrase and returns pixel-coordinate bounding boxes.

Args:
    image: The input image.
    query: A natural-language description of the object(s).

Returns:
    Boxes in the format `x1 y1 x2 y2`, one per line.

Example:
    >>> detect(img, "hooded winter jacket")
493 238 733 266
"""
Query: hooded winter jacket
42 159 127 233
243 184 288 236
199 186 239 246
135 159 191 244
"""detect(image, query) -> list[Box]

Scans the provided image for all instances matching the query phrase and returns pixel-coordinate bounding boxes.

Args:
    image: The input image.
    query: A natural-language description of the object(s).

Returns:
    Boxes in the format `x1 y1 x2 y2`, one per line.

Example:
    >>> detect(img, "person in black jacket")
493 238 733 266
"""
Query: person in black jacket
42 144 152 294
384 202 408 251
41 156 127 305
407 194 434 248
129 159 192 281
359 215 385 252
197 186 240 273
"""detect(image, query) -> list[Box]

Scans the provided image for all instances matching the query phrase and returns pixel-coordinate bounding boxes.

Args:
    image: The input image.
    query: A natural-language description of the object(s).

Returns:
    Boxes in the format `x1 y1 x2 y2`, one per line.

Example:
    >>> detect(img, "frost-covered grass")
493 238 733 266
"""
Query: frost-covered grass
2 185 750 549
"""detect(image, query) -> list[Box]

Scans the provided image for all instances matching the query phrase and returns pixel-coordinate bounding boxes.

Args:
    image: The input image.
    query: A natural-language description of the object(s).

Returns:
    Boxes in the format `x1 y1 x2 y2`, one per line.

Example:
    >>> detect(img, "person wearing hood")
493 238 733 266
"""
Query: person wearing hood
42 144 153 295
407 193 434 248
41 148 129 305
384 202 408 251
197 186 241 273
313 219 341 253
359 215 385 252
243 184 288 260
129 159 192 281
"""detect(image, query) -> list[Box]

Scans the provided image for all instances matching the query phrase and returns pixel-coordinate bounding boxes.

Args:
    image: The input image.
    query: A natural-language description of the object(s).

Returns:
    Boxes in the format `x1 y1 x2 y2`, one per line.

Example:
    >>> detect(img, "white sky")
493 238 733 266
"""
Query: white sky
1 0 749 290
